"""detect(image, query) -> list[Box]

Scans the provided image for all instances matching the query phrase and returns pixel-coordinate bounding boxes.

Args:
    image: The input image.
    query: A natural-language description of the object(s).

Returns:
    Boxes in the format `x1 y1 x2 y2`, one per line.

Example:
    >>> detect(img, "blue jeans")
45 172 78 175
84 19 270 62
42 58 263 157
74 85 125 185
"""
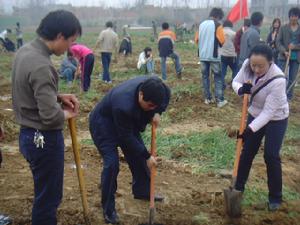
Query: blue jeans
221 56 238 89
235 115 288 204
160 52 182 80
19 128 64 225
278 59 300 100
140 60 155 74
61 68 75 83
89 113 150 216
101 52 112 82
200 61 224 102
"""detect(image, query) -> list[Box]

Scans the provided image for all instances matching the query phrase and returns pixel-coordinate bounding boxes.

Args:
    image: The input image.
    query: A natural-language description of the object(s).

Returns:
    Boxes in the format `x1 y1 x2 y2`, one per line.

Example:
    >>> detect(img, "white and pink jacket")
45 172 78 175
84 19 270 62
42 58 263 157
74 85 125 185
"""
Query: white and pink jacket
232 59 289 132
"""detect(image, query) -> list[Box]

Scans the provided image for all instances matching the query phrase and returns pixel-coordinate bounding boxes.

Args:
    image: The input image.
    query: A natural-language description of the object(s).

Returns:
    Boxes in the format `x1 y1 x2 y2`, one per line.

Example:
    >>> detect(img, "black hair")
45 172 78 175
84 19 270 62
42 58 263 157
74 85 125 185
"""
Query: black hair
223 20 233 28
16 22 20 26
36 10 82 41
209 8 224 20
288 7 300 18
250 12 264 26
249 44 273 62
271 18 281 31
162 22 169 30
243 18 251 27
140 77 165 106
144 47 152 53
144 47 152 58
106 21 113 28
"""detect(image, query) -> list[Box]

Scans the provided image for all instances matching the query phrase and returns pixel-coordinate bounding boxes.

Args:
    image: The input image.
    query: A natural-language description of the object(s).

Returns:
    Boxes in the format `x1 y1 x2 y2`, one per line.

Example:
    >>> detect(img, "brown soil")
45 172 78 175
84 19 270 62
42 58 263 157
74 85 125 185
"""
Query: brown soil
1 46 300 225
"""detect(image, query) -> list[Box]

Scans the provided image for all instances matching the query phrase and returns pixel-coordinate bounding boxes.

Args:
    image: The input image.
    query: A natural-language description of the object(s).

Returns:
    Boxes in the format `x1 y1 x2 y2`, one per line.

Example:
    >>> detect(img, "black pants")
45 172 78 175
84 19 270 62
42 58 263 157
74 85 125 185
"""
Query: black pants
89 112 150 216
19 128 64 225
82 53 94 92
235 115 288 204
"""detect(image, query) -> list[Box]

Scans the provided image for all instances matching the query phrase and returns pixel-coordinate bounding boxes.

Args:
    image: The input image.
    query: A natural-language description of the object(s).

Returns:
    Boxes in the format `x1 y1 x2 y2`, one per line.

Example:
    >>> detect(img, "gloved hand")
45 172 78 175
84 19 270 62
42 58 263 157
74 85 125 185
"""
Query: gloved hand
238 83 253 95
238 126 254 141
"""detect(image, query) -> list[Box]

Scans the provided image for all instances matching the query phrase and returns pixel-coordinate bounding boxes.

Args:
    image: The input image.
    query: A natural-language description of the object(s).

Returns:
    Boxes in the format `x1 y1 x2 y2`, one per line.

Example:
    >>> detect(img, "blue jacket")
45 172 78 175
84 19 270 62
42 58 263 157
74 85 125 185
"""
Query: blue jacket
90 76 170 159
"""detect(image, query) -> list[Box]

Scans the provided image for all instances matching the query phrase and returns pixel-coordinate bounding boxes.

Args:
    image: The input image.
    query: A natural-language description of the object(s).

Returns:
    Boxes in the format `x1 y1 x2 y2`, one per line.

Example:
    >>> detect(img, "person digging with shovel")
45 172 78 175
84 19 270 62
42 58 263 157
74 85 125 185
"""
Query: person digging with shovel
89 76 170 224
230 44 289 214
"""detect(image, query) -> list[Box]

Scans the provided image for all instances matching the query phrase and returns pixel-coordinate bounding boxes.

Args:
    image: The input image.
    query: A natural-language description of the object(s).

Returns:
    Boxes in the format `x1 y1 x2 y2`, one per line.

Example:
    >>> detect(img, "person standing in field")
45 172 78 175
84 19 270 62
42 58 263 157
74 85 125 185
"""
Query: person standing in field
266 18 281 65
198 7 226 107
158 22 184 80
234 18 251 68
276 7 300 101
15 22 23 49
95 21 119 83
220 20 237 89
238 12 264 68
11 10 81 225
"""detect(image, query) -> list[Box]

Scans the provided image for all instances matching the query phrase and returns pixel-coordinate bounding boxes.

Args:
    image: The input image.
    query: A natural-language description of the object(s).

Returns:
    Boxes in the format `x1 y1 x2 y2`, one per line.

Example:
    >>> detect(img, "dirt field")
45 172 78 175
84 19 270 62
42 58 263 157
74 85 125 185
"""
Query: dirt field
1 36 300 225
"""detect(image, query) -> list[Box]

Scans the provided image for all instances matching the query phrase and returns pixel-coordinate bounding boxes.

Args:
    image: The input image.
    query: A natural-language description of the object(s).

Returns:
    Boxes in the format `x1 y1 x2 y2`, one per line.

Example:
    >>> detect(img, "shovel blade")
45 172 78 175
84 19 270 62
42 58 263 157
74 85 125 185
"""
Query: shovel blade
224 187 243 218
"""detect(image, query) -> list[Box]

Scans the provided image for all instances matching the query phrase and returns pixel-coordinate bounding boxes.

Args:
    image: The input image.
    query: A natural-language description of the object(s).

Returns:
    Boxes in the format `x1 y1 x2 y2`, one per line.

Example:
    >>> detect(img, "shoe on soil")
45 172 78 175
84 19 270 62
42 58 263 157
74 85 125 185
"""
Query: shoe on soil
217 100 228 108
176 67 184 79
204 98 214 105
104 211 119 224
268 202 281 211
134 194 164 202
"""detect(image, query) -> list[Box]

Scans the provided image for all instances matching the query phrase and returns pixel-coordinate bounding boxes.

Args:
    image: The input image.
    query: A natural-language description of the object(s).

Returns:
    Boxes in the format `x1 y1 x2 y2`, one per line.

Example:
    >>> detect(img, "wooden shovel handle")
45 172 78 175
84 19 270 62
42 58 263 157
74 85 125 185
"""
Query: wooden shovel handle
284 49 291 76
68 118 90 224
150 123 157 209
232 94 249 178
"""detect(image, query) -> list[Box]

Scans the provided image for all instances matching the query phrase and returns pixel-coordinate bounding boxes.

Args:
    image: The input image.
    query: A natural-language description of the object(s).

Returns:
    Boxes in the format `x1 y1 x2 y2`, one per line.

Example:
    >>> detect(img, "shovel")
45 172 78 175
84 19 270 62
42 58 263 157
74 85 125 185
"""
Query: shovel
68 118 90 225
139 123 163 225
223 93 249 218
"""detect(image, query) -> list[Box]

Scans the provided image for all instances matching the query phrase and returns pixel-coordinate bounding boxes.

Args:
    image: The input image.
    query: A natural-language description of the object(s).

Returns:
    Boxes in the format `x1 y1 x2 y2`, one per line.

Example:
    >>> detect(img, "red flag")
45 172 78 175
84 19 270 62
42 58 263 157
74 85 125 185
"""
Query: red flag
227 0 249 24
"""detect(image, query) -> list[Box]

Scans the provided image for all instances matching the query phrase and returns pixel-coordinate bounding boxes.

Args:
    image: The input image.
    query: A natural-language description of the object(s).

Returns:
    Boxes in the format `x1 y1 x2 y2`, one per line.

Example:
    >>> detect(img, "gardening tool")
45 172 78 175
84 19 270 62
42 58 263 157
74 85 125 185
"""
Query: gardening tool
149 122 157 225
139 123 163 225
68 118 90 225
223 93 249 218
284 49 291 76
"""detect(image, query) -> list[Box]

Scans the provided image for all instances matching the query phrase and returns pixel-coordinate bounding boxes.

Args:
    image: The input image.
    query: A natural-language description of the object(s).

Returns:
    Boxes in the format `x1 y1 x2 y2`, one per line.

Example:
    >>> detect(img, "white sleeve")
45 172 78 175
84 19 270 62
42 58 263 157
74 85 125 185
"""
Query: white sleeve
232 59 249 94
249 79 287 132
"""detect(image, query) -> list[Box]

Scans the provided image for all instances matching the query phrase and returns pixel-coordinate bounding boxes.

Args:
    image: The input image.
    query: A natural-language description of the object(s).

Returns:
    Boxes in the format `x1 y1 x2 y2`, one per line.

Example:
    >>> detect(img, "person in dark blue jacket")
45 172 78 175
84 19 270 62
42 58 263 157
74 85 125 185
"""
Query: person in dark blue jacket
89 76 170 224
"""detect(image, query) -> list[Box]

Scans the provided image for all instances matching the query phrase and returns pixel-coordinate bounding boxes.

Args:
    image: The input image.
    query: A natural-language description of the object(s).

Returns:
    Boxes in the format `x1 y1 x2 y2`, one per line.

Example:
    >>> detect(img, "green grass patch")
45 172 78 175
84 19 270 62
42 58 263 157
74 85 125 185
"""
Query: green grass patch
243 184 300 206
282 123 300 156
142 128 236 172
80 138 94 146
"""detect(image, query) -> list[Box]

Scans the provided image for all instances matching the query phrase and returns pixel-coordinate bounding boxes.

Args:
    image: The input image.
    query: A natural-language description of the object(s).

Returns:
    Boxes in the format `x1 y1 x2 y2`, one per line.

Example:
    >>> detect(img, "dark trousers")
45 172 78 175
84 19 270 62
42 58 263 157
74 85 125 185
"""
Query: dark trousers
82 53 94 92
89 113 150 216
19 128 64 225
17 38 23 49
101 52 112 82
235 115 288 204
221 55 238 89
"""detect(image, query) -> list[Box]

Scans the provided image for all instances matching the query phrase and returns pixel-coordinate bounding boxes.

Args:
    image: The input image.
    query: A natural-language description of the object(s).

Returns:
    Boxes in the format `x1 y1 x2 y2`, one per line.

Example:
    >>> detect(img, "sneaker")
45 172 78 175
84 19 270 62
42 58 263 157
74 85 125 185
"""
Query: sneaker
103 210 120 224
268 202 281 211
204 99 214 105
176 67 184 79
217 100 228 108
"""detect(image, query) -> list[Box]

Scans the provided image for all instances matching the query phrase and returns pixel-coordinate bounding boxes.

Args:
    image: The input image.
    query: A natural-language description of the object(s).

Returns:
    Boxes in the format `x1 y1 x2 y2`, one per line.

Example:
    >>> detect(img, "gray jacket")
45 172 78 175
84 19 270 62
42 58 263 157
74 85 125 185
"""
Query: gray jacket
238 25 261 66
12 38 65 130
276 23 300 63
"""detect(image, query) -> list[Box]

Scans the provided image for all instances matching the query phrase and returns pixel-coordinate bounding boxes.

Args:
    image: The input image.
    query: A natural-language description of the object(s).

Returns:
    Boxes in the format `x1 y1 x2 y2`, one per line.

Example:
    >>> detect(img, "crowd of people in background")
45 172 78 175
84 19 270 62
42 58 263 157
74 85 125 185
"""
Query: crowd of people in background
0 22 23 52
1 4 300 225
